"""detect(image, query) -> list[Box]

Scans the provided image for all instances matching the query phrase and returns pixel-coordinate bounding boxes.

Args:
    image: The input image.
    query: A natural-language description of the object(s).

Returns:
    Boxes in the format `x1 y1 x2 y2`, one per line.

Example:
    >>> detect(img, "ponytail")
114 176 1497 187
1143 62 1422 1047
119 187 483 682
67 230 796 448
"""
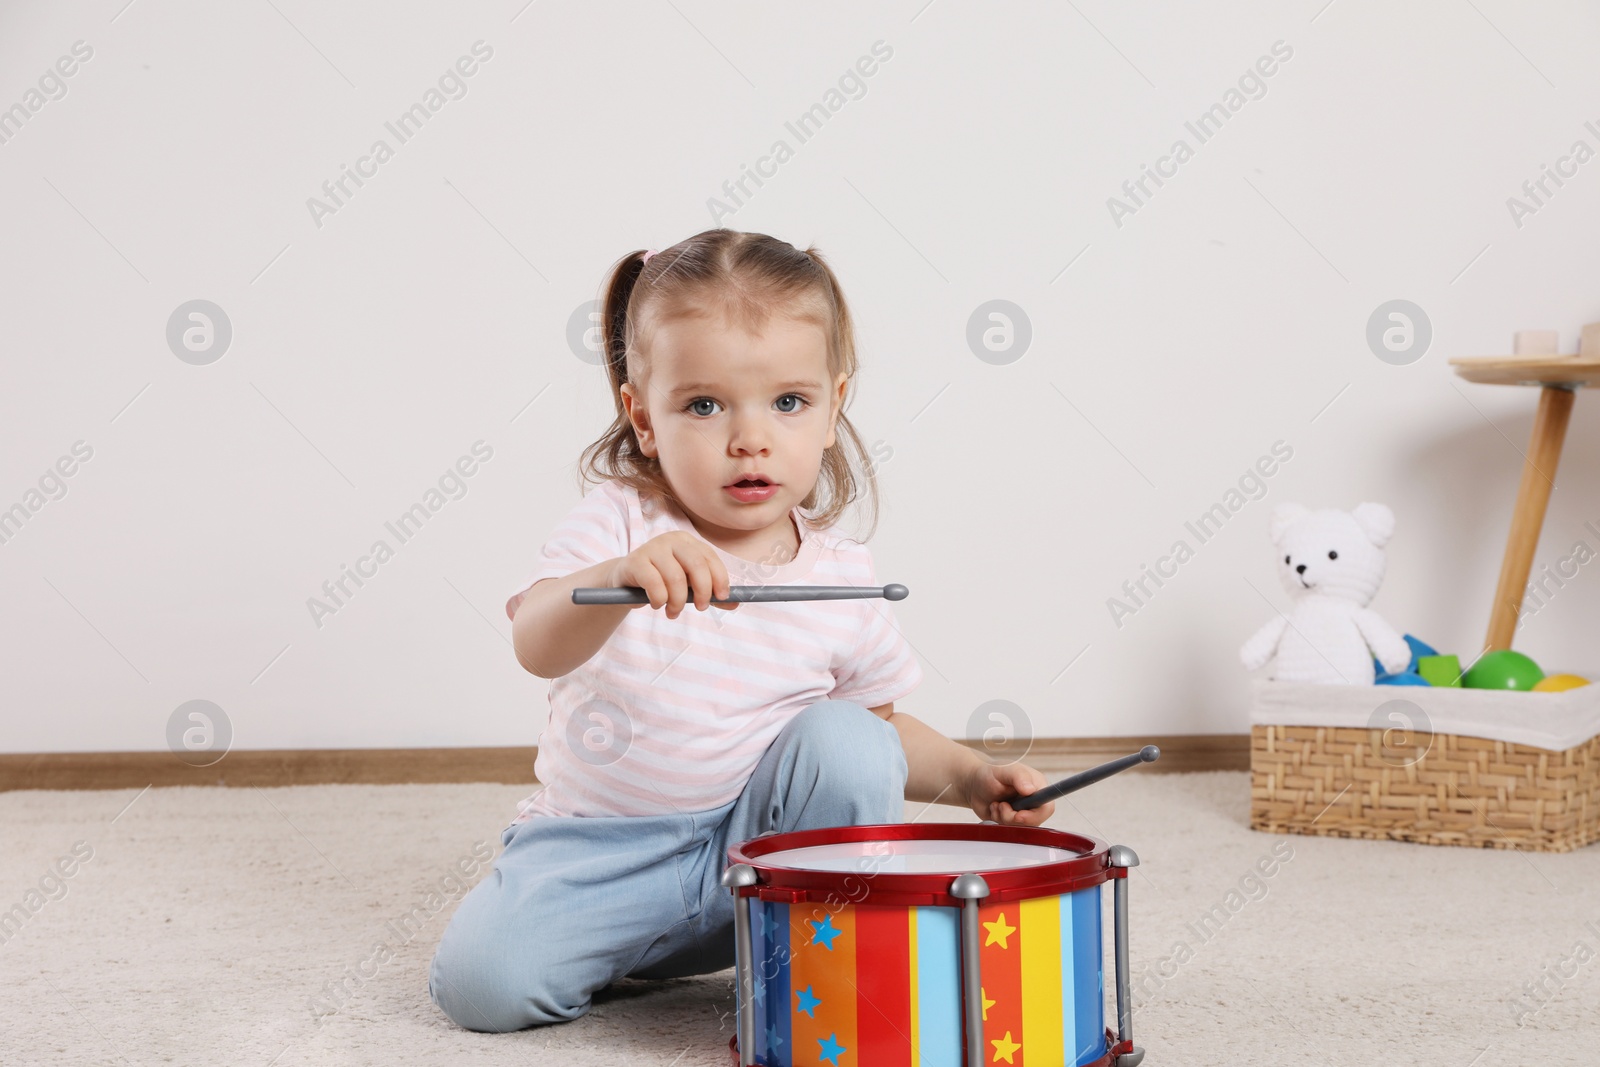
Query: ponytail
601 250 650 404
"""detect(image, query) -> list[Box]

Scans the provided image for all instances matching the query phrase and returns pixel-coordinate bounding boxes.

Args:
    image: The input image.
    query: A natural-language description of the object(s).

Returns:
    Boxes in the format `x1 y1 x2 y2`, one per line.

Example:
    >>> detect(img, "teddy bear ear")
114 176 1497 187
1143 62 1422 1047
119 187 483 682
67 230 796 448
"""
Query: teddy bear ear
1351 502 1395 547
1269 503 1310 545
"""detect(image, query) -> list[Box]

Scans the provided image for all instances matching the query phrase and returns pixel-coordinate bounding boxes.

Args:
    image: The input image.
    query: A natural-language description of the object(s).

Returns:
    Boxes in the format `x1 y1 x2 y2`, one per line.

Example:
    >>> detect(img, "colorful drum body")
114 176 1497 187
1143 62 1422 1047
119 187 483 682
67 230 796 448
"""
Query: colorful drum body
722 823 1141 1067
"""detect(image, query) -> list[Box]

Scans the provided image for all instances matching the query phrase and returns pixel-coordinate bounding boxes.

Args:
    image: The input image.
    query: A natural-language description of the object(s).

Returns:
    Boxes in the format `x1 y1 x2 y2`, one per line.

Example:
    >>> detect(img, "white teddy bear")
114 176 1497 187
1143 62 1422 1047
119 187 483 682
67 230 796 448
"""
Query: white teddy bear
1239 502 1412 685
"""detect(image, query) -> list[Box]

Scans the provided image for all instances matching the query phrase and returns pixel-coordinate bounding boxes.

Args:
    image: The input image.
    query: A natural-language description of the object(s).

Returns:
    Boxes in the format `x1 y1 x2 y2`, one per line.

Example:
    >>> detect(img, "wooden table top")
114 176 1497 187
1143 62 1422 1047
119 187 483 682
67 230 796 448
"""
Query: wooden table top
1448 355 1600 387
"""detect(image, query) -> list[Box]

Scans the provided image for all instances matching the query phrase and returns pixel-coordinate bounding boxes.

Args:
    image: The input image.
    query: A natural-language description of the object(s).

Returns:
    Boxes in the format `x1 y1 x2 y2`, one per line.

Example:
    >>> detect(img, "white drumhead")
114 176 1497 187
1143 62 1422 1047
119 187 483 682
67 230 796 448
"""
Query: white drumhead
759 838 1079 874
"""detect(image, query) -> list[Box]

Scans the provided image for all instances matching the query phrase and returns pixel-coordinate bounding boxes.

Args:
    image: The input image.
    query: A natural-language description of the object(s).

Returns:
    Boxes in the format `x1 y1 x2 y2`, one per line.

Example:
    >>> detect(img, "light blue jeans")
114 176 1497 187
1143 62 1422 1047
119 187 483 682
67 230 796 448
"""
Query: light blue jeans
428 699 909 1033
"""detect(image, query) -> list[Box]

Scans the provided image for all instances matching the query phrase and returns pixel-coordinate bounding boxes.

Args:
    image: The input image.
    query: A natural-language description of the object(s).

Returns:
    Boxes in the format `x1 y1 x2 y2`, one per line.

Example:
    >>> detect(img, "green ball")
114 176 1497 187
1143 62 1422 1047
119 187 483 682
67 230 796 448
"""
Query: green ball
1462 650 1546 691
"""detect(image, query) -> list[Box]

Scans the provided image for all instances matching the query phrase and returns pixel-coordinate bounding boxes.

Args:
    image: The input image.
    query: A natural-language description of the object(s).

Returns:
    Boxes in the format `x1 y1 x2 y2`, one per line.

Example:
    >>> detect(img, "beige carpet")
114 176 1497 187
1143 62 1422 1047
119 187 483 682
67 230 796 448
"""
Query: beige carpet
2 771 1596 1065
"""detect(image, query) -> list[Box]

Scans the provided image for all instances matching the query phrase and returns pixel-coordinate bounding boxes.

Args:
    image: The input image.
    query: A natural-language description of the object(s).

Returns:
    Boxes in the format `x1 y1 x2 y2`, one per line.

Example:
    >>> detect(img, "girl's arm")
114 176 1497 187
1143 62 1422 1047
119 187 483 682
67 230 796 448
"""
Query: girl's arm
512 529 736 678
510 558 629 678
869 703 984 806
871 703 1057 825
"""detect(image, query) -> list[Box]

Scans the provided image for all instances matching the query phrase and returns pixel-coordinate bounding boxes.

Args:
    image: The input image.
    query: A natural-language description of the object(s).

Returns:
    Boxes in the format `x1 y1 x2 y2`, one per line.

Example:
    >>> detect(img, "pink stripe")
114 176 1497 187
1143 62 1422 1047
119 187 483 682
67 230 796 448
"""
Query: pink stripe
547 684 800 757
550 761 680 811
555 759 746 814
596 730 778 772
534 529 613 572
542 703 801 773
604 630 843 695
614 638 825 697
612 609 858 668
575 664 824 725
550 712 792 768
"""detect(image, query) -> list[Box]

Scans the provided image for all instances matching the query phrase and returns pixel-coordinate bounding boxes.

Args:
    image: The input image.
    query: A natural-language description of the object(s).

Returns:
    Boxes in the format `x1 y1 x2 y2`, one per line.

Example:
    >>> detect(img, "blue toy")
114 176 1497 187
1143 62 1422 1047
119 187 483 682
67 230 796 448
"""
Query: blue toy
1374 633 1437 686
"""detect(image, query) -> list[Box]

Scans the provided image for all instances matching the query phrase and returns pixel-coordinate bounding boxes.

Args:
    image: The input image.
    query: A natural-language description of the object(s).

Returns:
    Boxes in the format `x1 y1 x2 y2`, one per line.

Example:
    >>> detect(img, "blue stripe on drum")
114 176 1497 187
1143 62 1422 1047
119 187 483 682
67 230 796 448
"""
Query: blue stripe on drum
743 898 758 1063
914 906 962 1067
773 901 791 1066
1060 891 1077 1061
753 900 790 1066
1071 885 1106 1065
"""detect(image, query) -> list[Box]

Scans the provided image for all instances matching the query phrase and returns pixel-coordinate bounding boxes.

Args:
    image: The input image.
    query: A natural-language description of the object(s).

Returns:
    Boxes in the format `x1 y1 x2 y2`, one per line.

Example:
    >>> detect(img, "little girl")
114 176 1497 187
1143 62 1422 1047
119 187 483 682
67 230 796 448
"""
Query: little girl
428 228 1055 1034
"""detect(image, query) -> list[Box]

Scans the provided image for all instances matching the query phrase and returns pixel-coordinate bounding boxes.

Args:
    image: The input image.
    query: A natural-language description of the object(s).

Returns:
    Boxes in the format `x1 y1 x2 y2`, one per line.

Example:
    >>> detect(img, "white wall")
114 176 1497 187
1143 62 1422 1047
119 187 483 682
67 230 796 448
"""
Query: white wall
3 0 1599 755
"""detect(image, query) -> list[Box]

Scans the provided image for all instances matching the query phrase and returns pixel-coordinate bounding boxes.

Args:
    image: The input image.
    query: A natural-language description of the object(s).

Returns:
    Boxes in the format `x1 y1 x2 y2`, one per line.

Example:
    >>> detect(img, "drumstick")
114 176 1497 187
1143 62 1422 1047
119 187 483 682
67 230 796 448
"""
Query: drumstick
571 583 908 605
1005 746 1161 811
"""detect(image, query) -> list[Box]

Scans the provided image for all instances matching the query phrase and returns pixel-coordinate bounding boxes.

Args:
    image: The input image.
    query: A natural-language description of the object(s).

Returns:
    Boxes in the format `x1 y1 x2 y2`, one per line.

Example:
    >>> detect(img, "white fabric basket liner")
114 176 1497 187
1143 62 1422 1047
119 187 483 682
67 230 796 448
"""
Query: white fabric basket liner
1249 673 1600 752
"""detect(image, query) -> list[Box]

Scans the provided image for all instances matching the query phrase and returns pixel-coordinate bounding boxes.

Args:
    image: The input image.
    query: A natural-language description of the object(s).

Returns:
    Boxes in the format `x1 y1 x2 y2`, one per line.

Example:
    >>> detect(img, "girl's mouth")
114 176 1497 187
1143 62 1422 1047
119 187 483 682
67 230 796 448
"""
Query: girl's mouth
725 479 778 503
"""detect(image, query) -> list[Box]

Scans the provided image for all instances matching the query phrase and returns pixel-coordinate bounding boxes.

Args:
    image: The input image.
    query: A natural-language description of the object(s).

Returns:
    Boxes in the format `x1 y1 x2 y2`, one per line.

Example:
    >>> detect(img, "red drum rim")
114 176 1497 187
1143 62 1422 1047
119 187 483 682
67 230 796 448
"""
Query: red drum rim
725 822 1113 908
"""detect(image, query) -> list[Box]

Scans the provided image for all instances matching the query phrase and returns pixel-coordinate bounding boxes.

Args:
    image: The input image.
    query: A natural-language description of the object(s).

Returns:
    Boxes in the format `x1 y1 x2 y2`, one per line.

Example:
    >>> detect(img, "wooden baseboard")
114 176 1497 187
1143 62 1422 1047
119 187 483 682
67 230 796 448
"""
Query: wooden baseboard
1009 735 1250 774
0 747 538 792
0 735 1250 792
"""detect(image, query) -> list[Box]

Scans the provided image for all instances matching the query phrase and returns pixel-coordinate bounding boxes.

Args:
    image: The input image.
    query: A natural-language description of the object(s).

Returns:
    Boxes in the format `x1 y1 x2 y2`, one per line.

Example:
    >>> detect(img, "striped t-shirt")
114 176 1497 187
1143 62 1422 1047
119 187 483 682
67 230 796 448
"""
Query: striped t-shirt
505 479 922 820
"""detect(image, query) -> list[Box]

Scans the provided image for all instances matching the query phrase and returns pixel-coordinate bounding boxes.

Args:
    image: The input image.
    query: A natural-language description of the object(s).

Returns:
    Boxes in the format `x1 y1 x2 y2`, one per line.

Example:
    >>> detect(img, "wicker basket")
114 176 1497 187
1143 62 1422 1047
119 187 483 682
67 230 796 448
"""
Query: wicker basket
1248 678 1600 853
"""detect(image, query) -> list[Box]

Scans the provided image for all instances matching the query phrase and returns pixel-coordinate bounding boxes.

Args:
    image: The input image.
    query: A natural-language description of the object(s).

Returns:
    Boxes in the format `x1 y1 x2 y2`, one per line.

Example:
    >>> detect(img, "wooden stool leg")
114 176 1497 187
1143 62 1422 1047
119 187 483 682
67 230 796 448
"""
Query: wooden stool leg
1484 384 1578 652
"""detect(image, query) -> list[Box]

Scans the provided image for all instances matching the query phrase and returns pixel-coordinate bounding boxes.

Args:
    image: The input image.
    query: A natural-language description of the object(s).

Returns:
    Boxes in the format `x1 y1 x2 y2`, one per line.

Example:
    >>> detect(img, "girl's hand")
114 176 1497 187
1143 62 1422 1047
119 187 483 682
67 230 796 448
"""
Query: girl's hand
607 532 740 620
964 760 1056 827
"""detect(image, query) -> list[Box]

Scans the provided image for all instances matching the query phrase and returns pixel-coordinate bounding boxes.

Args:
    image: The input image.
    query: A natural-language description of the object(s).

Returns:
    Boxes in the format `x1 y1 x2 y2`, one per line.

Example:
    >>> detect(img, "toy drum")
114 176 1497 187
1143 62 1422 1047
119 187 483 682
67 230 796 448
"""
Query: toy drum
721 822 1145 1067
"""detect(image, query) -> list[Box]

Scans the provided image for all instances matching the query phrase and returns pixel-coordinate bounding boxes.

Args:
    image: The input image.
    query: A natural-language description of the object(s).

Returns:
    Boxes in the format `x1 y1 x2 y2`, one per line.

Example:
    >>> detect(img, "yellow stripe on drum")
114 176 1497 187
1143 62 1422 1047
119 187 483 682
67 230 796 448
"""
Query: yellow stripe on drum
1020 894 1066 1063
907 908 919 1067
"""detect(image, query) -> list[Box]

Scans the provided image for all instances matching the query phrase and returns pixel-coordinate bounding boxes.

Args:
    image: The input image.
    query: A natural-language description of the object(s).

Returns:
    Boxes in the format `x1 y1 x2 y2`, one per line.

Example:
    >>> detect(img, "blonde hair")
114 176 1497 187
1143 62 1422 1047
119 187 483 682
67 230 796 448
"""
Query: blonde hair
577 228 881 539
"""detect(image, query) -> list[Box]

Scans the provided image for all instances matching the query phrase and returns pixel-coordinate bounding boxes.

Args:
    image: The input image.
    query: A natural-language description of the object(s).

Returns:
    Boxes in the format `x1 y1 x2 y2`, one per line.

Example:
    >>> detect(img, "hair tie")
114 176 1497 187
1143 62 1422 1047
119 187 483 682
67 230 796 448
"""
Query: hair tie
642 249 658 264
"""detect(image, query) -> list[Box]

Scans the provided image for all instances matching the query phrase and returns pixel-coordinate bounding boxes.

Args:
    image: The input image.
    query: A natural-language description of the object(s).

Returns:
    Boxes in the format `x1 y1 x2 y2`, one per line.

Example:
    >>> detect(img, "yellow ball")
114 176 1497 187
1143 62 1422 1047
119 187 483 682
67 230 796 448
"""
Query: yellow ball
1533 673 1591 692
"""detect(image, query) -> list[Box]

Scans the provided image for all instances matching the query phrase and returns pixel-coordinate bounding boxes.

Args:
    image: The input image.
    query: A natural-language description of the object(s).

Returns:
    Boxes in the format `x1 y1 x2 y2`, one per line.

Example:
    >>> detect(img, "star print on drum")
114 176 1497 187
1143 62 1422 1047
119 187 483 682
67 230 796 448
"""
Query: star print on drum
723 823 1139 1067
747 890 1104 1066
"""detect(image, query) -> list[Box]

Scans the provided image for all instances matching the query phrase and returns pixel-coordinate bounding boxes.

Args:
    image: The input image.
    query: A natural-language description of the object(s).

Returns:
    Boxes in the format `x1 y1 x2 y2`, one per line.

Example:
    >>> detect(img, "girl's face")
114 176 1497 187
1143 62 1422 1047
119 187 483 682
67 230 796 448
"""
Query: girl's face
620 309 847 554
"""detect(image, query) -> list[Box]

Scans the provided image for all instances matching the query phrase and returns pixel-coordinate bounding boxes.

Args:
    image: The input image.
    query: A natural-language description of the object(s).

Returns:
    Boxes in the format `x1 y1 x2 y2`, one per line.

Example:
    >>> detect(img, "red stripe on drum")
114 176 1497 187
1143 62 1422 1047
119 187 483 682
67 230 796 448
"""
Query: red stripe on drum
978 900 1026 1066
853 904 912 1067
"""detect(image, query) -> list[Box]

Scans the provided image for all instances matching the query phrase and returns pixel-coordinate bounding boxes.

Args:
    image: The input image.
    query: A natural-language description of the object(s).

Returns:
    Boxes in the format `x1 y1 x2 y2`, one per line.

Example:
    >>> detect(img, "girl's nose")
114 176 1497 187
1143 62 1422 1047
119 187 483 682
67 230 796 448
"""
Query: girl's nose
728 415 769 453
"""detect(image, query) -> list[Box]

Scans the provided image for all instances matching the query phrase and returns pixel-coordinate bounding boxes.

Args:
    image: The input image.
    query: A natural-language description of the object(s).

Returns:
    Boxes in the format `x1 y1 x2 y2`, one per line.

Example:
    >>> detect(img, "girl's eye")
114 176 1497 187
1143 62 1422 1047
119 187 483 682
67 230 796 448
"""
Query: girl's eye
684 395 809 416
